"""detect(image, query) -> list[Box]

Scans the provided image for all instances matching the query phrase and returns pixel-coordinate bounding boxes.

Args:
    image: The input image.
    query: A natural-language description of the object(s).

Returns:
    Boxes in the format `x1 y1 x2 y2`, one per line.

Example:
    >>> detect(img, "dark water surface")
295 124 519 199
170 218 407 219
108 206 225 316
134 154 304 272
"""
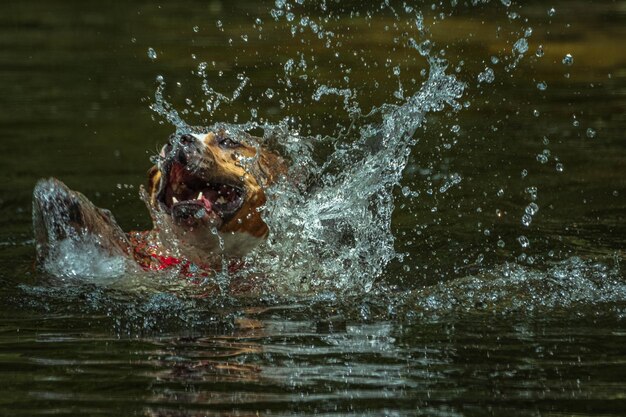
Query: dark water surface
1 0 625 416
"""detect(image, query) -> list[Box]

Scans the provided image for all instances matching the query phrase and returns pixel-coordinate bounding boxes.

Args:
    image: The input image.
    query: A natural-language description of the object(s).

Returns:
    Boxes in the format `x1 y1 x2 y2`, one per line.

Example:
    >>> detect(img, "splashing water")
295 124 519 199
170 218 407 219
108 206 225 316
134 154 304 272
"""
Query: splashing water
33 0 621 308
139 2 477 299
253 58 464 293
16 0 624 339
121 2 463 296
148 46 464 295
43 238 128 281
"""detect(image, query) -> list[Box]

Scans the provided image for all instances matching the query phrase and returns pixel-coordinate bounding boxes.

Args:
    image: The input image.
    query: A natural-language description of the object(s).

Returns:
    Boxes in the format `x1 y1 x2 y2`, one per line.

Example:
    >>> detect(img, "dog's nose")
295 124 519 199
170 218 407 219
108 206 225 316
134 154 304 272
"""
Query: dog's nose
169 132 207 149
179 134 195 146
168 132 211 167
169 133 196 147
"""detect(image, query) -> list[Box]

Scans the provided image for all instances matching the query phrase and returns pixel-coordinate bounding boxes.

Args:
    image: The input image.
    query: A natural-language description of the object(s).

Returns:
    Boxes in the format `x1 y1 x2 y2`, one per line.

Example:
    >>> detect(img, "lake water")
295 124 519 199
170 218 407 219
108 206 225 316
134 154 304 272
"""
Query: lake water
0 0 625 415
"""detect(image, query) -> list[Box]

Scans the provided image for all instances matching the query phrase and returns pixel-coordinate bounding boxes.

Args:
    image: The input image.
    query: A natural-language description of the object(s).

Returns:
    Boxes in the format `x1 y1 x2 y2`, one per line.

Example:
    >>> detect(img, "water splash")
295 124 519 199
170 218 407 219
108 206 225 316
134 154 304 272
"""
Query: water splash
36 0 614 306
562 53 574 66
42 238 128 281
146 53 464 296
246 58 463 293
398 257 626 318
149 75 189 132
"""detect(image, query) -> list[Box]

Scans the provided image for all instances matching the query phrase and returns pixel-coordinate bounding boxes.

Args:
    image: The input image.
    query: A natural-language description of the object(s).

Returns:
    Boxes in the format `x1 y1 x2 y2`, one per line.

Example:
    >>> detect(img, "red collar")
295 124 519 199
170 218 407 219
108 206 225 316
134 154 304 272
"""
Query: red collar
129 231 245 277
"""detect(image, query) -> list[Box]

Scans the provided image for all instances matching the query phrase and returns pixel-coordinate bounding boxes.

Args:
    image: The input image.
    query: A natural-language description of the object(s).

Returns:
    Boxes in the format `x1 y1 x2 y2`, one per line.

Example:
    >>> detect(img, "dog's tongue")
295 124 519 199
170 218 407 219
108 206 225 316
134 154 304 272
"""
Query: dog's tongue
198 191 216 212
195 189 225 219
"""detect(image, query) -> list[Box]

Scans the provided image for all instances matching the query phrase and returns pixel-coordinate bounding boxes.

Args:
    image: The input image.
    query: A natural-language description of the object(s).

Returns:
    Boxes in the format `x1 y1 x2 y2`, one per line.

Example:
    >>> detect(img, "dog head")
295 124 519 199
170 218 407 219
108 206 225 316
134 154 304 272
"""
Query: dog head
146 128 285 262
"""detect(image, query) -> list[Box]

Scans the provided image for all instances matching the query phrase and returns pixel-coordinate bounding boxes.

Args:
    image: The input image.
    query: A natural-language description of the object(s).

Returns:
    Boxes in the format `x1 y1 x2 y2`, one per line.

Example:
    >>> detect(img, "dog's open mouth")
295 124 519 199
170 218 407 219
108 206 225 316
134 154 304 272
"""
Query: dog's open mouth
158 162 245 227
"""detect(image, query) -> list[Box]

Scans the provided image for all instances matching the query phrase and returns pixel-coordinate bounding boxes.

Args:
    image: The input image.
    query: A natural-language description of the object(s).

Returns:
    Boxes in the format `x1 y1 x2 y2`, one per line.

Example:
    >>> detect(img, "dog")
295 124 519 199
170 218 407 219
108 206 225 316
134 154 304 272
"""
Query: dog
32 127 286 275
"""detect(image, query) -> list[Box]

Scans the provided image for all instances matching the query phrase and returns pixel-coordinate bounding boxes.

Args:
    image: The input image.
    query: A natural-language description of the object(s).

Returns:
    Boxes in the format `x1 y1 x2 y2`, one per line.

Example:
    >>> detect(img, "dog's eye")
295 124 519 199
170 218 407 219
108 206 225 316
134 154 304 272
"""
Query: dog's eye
218 136 241 149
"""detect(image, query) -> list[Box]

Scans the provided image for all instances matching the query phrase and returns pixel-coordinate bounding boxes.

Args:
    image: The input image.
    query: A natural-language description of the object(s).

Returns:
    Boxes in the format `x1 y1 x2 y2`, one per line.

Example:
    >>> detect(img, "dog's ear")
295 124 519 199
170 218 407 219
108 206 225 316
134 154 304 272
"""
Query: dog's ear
147 165 161 204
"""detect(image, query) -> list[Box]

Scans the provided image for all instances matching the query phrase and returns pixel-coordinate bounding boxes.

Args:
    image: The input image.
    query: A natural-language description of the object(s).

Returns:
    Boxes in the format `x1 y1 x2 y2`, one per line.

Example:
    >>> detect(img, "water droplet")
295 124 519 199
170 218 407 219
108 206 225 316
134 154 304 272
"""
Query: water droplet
147 47 157 60
497 189 505 197
521 214 532 227
547 7 556 17
525 202 539 216
521 169 528 178
500 0 512 6
525 186 538 200
536 153 548 164
537 81 547 91
513 38 529 54
586 128 596 138
265 88 275 99
497 239 506 248
535 45 544 57
450 124 461 133
193 208 205 219
533 109 540 117
562 53 574 66
477 67 495 84
193 25 199 33
216 20 223 28
517 235 530 248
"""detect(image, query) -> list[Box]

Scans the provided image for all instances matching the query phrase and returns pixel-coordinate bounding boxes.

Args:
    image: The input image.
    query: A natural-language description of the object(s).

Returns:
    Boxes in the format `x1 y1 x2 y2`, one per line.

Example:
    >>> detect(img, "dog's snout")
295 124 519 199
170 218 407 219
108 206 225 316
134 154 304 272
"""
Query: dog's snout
164 132 216 171
168 133 198 147
166 133 203 164
179 134 195 146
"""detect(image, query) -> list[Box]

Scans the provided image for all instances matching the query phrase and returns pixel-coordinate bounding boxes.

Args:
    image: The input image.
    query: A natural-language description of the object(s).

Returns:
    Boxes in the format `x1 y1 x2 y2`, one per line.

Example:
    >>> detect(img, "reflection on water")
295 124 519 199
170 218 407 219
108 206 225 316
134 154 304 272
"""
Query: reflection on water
0 0 625 415
3 311 626 416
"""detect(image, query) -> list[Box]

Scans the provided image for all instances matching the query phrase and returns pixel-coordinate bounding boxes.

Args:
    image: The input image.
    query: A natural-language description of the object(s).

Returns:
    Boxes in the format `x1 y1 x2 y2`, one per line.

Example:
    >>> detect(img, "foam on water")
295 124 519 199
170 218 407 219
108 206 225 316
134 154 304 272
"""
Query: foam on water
399 256 626 318
42 238 127 281
19 255 625 334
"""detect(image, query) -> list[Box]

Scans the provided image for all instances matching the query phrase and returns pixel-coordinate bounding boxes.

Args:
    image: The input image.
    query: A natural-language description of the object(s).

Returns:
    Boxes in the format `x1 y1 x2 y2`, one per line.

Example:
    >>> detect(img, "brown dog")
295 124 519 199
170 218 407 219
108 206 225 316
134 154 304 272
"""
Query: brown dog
33 128 286 274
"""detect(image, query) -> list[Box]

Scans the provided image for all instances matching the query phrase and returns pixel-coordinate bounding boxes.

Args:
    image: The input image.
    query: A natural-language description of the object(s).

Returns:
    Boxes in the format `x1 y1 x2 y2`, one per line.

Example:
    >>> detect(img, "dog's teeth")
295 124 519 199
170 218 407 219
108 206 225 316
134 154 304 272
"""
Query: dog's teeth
172 196 179 203
197 191 203 200
216 196 227 204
